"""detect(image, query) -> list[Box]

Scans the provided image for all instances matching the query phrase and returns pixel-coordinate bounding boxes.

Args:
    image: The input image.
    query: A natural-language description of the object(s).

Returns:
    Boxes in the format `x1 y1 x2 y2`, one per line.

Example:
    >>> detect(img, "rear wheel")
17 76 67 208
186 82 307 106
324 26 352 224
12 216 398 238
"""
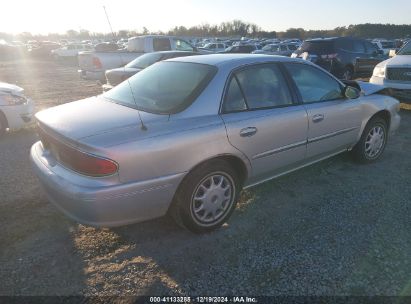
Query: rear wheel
171 159 241 233
351 117 388 163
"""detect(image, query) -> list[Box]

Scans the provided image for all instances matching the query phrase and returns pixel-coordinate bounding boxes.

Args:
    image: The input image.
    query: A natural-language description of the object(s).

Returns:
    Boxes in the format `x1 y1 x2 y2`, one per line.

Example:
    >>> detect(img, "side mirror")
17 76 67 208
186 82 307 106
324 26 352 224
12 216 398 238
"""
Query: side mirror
389 49 396 57
344 86 360 99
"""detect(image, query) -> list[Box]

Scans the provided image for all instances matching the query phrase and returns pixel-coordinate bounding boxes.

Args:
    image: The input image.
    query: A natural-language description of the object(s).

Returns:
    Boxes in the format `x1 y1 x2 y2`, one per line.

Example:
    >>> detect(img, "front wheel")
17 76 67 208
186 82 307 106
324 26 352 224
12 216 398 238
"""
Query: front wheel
351 117 388 163
171 160 241 233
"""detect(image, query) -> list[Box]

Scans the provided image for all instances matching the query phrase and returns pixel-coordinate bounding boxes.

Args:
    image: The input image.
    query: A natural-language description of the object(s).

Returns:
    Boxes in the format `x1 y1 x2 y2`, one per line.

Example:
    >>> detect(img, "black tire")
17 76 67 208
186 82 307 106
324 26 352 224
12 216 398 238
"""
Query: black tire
351 117 388 164
342 66 354 80
0 111 7 136
170 159 241 233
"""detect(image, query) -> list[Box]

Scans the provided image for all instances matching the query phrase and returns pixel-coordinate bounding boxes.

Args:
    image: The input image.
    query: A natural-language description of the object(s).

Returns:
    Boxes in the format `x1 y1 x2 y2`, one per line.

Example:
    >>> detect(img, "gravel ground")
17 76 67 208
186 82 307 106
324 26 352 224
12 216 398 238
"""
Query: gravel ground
0 59 410 296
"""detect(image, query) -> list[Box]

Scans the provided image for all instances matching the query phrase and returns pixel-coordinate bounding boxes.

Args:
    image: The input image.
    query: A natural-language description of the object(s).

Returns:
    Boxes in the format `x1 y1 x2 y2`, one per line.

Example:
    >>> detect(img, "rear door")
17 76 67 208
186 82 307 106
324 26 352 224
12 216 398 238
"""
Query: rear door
221 63 308 184
283 62 362 160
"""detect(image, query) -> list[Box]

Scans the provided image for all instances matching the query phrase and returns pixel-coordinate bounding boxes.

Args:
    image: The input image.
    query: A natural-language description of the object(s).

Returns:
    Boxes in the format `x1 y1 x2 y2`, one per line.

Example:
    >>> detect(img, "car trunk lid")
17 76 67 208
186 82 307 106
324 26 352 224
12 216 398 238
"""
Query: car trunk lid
35 96 169 144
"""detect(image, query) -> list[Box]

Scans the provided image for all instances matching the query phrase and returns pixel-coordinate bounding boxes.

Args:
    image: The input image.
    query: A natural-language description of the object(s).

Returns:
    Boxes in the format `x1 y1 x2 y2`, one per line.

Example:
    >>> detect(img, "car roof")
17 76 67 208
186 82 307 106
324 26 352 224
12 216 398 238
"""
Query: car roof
306 37 364 42
167 54 301 67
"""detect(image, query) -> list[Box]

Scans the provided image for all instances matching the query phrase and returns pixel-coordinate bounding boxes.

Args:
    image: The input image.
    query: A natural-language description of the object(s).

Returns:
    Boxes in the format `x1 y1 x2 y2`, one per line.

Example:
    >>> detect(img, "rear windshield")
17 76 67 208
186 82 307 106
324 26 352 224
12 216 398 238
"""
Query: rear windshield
298 40 335 54
103 62 217 114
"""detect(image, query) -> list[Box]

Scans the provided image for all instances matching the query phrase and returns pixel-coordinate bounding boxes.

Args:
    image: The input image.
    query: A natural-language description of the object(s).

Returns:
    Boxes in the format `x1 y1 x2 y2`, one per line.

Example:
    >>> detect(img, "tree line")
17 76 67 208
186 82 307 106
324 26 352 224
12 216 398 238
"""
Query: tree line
1 21 410 42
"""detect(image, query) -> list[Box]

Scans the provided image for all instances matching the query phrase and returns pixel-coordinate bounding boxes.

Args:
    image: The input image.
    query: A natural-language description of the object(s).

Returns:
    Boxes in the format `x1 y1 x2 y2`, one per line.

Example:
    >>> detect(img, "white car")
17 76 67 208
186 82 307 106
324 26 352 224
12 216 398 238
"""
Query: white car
370 41 411 101
51 44 94 58
0 82 34 134
200 43 227 53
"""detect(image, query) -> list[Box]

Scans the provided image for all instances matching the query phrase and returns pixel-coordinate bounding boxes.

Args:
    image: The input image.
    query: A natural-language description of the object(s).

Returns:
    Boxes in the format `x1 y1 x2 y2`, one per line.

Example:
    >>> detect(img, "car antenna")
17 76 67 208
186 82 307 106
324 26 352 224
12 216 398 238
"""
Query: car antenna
103 5 147 131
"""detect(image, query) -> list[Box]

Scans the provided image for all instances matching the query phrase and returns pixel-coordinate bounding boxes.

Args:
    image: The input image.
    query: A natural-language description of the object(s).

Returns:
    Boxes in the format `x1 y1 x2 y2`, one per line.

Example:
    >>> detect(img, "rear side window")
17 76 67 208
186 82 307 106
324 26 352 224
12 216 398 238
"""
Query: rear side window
222 64 293 112
222 78 247 112
153 38 171 51
285 63 344 103
299 41 335 54
352 40 366 53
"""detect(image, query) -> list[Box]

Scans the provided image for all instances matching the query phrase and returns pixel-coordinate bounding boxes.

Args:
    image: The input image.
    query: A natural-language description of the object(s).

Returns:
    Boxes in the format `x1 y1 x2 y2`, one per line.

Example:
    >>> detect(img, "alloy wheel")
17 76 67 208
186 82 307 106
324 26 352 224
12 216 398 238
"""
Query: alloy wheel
190 173 235 226
364 125 385 159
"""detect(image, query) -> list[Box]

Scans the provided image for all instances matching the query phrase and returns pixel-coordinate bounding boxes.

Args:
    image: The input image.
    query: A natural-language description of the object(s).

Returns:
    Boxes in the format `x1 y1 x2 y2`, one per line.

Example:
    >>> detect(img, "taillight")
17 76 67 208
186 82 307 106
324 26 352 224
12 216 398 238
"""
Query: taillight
92 57 102 69
38 127 118 177
58 147 118 177
321 53 338 60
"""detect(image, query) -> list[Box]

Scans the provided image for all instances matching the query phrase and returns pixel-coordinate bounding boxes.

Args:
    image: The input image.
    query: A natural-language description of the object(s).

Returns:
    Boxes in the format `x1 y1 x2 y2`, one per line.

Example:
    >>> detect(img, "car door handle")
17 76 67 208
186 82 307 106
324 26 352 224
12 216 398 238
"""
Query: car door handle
312 114 324 123
240 127 257 137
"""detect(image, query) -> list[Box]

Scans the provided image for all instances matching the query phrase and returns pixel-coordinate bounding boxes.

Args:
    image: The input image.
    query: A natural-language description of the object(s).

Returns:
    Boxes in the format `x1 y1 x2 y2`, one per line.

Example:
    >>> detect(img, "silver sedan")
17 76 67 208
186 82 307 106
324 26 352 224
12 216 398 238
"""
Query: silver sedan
30 54 401 233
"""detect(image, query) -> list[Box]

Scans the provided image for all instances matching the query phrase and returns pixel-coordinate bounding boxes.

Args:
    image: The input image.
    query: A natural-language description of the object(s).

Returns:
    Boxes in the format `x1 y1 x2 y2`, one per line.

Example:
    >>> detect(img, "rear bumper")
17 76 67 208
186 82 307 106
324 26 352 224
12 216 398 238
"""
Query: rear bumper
78 69 105 82
30 141 185 227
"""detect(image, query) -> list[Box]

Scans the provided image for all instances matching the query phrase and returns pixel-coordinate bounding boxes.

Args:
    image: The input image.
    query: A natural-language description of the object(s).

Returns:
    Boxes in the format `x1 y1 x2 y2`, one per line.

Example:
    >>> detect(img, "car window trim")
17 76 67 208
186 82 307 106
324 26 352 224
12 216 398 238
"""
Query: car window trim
281 61 347 105
219 62 300 115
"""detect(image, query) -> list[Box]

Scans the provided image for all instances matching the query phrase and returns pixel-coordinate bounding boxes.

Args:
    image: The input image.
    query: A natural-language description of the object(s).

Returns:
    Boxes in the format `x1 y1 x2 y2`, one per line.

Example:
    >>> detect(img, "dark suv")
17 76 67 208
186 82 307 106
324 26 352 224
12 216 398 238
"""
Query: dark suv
222 44 257 54
292 37 385 80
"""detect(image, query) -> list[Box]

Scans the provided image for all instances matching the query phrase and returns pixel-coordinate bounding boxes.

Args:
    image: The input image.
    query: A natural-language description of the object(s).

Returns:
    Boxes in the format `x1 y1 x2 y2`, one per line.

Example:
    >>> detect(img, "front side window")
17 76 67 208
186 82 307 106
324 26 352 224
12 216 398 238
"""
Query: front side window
284 63 344 103
153 38 171 51
104 62 216 114
223 64 293 112
364 41 378 54
288 44 298 51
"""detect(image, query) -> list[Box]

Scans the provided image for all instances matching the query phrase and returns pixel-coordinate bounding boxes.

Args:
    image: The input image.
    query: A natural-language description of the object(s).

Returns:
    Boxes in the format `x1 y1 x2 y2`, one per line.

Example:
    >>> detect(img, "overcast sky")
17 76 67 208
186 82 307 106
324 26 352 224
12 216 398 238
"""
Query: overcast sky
2 0 411 34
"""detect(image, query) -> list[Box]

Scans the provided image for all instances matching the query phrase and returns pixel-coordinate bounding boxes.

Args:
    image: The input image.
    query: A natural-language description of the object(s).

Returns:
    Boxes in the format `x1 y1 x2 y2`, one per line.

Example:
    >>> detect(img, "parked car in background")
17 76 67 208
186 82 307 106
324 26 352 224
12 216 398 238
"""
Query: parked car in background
78 35 198 82
221 44 257 53
28 42 61 58
199 43 227 53
102 51 199 91
52 44 93 59
252 43 298 56
0 41 22 60
31 54 400 233
252 43 279 54
370 41 411 101
372 39 398 55
0 82 34 134
292 37 385 80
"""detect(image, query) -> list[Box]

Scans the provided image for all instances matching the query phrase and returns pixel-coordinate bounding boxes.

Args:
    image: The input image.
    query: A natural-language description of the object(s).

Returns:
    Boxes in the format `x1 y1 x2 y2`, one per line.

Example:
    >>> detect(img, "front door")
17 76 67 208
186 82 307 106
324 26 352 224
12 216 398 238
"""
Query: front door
283 62 362 160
